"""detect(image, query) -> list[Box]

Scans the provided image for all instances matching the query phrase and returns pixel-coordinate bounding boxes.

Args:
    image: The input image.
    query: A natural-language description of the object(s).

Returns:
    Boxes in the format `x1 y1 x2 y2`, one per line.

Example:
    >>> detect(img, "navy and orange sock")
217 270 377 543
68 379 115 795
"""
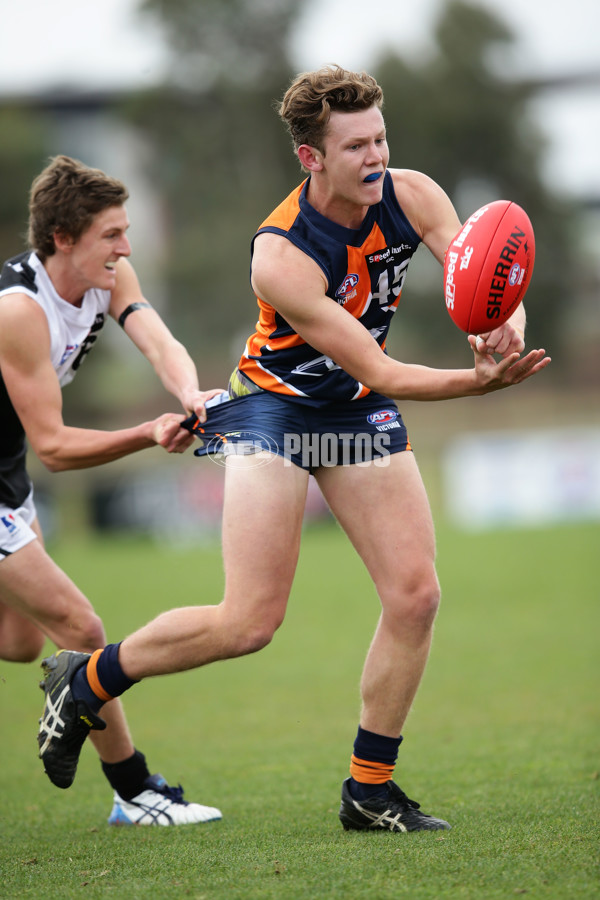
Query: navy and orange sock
71 642 137 714
349 726 403 801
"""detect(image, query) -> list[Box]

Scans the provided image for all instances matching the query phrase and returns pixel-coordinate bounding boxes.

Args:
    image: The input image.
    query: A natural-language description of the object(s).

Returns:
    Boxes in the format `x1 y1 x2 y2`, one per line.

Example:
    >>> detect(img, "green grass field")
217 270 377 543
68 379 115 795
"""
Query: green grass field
0 518 598 899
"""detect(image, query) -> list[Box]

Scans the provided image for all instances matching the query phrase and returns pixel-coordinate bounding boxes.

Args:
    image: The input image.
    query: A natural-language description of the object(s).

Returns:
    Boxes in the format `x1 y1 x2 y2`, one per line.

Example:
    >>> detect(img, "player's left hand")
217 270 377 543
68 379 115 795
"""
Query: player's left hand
471 321 525 358
468 337 550 389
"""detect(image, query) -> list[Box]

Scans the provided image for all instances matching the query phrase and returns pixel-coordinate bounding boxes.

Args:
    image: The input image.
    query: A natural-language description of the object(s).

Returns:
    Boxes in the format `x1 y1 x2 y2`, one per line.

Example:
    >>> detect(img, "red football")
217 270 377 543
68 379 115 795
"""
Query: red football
443 200 535 334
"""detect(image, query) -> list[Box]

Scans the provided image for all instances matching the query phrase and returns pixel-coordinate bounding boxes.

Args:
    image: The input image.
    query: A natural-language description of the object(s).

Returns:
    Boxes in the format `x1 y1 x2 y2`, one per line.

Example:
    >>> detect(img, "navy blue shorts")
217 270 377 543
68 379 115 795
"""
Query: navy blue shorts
182 391 411 472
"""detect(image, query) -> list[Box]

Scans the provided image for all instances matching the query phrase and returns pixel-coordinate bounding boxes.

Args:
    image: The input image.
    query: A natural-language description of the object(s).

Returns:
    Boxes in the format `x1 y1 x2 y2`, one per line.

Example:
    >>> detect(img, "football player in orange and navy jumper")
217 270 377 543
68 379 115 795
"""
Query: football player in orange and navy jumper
238 169 419 405
38 67 550 833
186 169 421 470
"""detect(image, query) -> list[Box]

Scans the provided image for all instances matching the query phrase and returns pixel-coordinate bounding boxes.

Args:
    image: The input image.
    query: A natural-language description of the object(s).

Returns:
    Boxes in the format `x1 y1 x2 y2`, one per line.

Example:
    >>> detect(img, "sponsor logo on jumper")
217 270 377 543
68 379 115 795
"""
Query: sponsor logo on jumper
368 244 411 265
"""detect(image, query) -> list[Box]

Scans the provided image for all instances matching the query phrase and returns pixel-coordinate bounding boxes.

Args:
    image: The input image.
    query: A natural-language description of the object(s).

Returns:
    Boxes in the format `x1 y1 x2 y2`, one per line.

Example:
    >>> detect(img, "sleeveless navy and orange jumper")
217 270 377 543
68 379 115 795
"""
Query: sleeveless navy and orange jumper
232 171 421 404
184 171 421 468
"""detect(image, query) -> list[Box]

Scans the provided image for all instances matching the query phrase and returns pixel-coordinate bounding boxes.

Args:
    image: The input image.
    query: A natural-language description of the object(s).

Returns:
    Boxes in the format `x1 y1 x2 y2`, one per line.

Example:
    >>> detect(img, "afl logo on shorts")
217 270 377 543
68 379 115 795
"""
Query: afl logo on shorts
335 273 359 303
367 409 398 425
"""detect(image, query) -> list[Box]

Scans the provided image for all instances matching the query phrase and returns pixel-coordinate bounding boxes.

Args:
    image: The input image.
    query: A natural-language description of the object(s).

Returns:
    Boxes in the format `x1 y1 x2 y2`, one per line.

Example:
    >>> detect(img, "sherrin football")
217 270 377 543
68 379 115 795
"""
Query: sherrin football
443 200 535 334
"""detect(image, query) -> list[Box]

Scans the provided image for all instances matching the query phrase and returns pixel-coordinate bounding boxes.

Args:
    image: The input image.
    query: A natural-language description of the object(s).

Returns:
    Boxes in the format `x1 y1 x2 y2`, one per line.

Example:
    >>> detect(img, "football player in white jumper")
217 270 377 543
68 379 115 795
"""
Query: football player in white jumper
0 155 222 826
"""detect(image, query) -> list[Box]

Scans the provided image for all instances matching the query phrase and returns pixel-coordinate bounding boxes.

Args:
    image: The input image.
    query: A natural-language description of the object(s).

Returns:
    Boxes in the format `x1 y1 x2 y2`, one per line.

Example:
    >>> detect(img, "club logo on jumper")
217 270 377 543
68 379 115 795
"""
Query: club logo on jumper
335 273 359 303
1 514 17 534
367 409 401 432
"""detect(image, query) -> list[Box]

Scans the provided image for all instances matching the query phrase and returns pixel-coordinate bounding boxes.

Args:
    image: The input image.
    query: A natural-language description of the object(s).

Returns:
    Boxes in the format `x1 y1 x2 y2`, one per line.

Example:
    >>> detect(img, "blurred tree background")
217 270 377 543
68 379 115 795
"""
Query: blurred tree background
0 0 595 423
123 0 303 363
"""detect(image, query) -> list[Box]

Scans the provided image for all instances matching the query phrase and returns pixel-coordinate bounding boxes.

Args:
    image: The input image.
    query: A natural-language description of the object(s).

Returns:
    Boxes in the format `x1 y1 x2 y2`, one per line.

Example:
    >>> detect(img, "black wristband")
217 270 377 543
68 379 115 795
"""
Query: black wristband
118 301 152 328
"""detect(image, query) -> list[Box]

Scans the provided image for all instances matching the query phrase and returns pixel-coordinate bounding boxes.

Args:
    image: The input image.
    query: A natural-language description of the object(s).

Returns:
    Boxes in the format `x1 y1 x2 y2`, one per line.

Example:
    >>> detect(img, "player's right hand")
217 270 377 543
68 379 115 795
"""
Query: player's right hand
151 413 196 453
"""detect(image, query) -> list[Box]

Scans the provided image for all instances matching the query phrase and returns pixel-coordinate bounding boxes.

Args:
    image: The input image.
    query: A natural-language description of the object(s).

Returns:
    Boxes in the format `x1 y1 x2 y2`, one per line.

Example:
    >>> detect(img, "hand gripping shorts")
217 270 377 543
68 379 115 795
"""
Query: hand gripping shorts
181 390 411 473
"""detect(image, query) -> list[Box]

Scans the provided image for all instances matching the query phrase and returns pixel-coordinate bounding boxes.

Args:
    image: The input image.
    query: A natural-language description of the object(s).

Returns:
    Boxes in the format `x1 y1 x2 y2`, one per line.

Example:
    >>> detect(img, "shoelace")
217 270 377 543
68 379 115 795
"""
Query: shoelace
155 782 187 805
388 782 421 810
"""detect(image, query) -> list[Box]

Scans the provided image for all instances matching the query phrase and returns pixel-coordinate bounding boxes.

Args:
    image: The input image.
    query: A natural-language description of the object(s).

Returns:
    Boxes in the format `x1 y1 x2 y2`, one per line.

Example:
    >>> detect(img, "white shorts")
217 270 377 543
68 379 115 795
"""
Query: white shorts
0 490 38 559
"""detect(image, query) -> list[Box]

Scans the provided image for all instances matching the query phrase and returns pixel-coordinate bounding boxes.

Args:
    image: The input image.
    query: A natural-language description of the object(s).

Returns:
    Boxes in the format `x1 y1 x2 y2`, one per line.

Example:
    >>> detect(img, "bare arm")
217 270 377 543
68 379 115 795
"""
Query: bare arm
0 293 192 473
393 168 529 357
390 168 461 264
109 258 222 420
251 173 550 403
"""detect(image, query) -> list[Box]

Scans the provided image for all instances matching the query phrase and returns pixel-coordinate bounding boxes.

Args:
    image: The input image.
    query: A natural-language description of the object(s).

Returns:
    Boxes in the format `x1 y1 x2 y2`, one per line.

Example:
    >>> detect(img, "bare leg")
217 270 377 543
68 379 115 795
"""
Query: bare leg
316 452 440 737
0 600 45 662
119 453 310 679
0 524 133 762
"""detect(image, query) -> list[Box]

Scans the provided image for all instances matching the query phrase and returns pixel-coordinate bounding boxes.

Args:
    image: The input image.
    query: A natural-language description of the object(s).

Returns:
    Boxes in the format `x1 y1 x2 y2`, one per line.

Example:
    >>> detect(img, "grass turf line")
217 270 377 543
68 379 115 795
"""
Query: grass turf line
0 521 598 898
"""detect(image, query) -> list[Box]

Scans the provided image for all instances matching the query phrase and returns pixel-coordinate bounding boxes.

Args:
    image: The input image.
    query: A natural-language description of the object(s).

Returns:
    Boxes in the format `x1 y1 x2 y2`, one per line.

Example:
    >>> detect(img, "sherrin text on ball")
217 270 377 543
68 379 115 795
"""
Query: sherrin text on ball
443 200 535 334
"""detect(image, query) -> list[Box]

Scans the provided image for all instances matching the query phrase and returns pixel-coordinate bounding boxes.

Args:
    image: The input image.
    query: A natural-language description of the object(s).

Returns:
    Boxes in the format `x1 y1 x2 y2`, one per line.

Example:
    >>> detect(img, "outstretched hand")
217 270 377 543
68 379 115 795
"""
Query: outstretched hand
468 334 551 391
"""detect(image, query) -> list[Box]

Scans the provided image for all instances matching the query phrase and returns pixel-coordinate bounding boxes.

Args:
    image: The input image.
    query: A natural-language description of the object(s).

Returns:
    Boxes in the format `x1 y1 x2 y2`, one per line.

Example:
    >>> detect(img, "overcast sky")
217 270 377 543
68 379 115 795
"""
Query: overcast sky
1 0 599 196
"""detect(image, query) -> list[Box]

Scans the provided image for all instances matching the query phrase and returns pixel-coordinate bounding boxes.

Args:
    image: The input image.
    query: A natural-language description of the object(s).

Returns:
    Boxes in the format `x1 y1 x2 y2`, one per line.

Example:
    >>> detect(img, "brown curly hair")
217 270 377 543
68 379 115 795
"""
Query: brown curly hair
28 155 128 261
278 64 384 155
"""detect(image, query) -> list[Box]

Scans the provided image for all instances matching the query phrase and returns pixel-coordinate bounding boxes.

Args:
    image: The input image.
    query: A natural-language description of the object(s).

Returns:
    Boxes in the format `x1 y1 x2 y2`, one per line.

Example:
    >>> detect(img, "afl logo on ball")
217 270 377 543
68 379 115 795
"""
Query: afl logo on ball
509 262 523 286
